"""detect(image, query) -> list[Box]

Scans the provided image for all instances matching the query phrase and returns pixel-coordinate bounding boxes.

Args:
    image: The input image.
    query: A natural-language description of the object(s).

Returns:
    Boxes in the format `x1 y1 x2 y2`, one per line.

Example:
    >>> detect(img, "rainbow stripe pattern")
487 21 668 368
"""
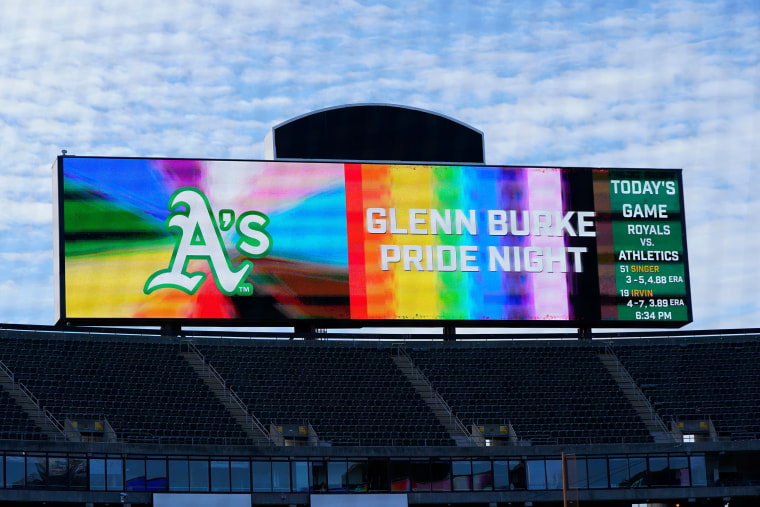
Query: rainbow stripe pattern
345 164 569 321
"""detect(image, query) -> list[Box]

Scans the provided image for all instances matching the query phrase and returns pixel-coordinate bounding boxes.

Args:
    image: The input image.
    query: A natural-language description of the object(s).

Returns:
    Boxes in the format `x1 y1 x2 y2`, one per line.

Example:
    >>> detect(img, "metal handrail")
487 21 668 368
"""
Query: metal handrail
603 346 670 435
1 360 65 435
44 409 65 434
0 360 14 383
185 342 271 444
17 382 65 434
393 345 474 445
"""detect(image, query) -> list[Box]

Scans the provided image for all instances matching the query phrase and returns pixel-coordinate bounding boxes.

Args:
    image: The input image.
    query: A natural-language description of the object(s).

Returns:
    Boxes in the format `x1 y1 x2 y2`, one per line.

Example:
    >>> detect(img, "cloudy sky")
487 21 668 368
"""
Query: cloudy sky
0 0 758 332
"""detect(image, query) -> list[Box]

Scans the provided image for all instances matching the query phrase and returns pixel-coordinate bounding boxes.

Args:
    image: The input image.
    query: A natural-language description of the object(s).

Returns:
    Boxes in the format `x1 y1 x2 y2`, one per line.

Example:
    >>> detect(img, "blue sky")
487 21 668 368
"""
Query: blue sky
0 0 758 331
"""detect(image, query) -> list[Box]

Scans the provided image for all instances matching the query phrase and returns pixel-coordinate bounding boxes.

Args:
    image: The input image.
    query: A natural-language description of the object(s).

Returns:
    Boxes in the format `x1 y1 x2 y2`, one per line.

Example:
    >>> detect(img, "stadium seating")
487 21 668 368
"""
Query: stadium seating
0 385 45 441
0 335 251 446
407 342 652 445
611 337 760 441
0 328 758 448
197 342 454 446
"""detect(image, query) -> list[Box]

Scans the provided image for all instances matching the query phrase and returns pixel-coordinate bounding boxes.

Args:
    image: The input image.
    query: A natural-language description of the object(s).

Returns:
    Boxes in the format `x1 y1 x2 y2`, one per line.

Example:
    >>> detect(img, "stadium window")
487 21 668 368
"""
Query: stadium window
88 457 105 491
271 459 290 492
69 455 88 490
526 459 547 490
628 456 647 487
472 459 492 491
648 456 669 486
188 458 209 492
252 460 272 492
690 455 707 486
311 459 326 492
146 458 167 492
609 457 629 488
25 454 45 488
292 460 310 493
509 458 526 490
168 457 189 492
230 460 250 493
683 434 695 443
47 455 68 488
431 458 451 492
586 458 608 489
126 458 146 491
0 449 727 494
452 459 471 491
106 457 123 491
346 459 368 492
327 459 348 492
389 459 410 492
493 460 509 491
575 458 592 489
545 459 563 490
410 459 431 491
568 458 589 489
367 459 388 492
669 456 690 486
210 459 230 492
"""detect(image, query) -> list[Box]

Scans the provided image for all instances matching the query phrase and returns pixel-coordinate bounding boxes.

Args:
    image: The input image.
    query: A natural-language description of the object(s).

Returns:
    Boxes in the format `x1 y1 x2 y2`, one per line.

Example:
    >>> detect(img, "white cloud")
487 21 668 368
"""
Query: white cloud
0 251 52 263
0 279 54 325
0 0 757 332
0 175 51 199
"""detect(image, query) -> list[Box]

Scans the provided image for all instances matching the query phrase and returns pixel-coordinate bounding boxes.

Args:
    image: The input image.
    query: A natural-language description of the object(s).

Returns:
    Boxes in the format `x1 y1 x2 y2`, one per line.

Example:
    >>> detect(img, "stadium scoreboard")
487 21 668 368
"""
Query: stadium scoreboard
597 173 689 323
53 157 691 328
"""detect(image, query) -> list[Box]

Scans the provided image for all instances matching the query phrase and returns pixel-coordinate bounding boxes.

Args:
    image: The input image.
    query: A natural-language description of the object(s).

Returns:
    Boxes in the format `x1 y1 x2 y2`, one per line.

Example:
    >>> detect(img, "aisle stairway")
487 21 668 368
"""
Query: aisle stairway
598 348 677 443
391 347 476 447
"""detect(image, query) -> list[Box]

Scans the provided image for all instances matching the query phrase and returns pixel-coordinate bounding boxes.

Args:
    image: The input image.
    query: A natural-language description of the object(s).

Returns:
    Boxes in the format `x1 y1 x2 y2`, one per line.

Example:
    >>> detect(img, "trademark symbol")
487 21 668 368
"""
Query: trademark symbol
237 284 253 295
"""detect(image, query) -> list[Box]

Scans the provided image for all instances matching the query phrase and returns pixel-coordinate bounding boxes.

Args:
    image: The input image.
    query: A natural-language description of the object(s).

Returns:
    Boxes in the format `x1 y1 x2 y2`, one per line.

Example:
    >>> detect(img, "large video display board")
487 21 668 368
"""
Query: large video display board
53 157 691 328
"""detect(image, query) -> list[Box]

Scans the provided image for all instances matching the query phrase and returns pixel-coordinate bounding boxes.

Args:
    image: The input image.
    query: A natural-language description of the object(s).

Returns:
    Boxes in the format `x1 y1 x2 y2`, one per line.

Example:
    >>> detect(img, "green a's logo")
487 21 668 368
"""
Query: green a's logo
144 187 272 296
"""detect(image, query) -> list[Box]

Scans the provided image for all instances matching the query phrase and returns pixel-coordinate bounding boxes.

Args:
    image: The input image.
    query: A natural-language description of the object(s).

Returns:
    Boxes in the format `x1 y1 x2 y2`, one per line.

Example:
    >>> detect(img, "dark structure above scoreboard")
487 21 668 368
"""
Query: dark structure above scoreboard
272 103 485 164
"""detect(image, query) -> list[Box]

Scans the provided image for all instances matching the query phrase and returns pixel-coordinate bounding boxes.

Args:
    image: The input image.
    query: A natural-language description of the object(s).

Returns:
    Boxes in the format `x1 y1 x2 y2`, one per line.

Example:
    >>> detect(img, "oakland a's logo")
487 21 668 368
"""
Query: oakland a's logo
144 187 272 296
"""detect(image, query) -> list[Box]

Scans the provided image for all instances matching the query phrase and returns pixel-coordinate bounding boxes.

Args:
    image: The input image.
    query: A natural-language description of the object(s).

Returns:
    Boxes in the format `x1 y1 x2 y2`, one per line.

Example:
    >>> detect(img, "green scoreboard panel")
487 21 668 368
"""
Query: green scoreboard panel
595 169 691 325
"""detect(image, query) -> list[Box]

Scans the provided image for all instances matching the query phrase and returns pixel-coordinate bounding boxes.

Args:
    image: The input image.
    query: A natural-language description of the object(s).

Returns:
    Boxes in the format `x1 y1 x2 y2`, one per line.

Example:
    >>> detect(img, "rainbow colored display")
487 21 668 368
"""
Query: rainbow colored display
346 164 570 321
54 157 691 328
